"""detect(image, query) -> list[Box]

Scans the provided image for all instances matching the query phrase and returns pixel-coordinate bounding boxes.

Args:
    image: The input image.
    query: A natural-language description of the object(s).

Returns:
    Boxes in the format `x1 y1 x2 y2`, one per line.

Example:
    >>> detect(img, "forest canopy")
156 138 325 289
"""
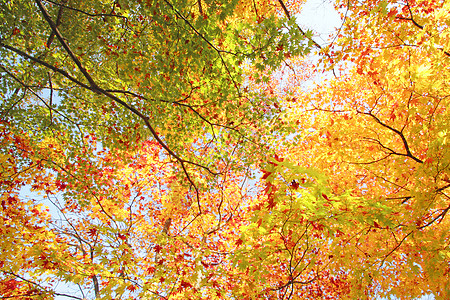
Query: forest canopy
1 0 449 299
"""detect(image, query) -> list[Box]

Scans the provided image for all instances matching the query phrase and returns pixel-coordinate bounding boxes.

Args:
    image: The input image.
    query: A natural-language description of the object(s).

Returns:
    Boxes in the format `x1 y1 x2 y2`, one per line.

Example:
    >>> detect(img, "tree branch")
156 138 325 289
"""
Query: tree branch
162 0 241 96
395 0 450 57
358 110 423 163
277 0 322 50
4 2 227 214
46 0 67 47
35 0 98 88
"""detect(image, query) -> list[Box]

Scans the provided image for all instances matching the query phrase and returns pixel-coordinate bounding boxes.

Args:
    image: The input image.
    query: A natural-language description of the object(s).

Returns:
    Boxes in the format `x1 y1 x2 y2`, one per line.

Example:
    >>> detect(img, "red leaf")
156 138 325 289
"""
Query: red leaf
127 284 137 291
266 197 276 210
4 279 18 290
180 280 192 289
387 8 397 17
261 170 271 180
257 218 263 228
87 228 97 238
274 154 283 162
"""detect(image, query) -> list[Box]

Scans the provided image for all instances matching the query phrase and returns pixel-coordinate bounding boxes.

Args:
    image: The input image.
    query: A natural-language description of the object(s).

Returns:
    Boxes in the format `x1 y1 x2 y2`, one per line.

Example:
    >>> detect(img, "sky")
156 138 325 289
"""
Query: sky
296 0 342 44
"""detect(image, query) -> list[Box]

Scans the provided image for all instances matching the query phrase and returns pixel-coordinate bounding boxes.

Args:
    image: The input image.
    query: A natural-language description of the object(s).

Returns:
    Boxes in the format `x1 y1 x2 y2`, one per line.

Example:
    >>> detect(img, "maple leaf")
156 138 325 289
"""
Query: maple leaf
87 228 97 238
154 245 162 253
127 284 137 291
180 280 192 289
261 170 272 180
266 196 276 210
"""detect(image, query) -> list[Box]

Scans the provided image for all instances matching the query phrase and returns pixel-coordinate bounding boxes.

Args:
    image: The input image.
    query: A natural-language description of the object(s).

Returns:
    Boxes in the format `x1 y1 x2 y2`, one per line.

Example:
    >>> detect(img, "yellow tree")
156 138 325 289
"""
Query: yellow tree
271 0 450 298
